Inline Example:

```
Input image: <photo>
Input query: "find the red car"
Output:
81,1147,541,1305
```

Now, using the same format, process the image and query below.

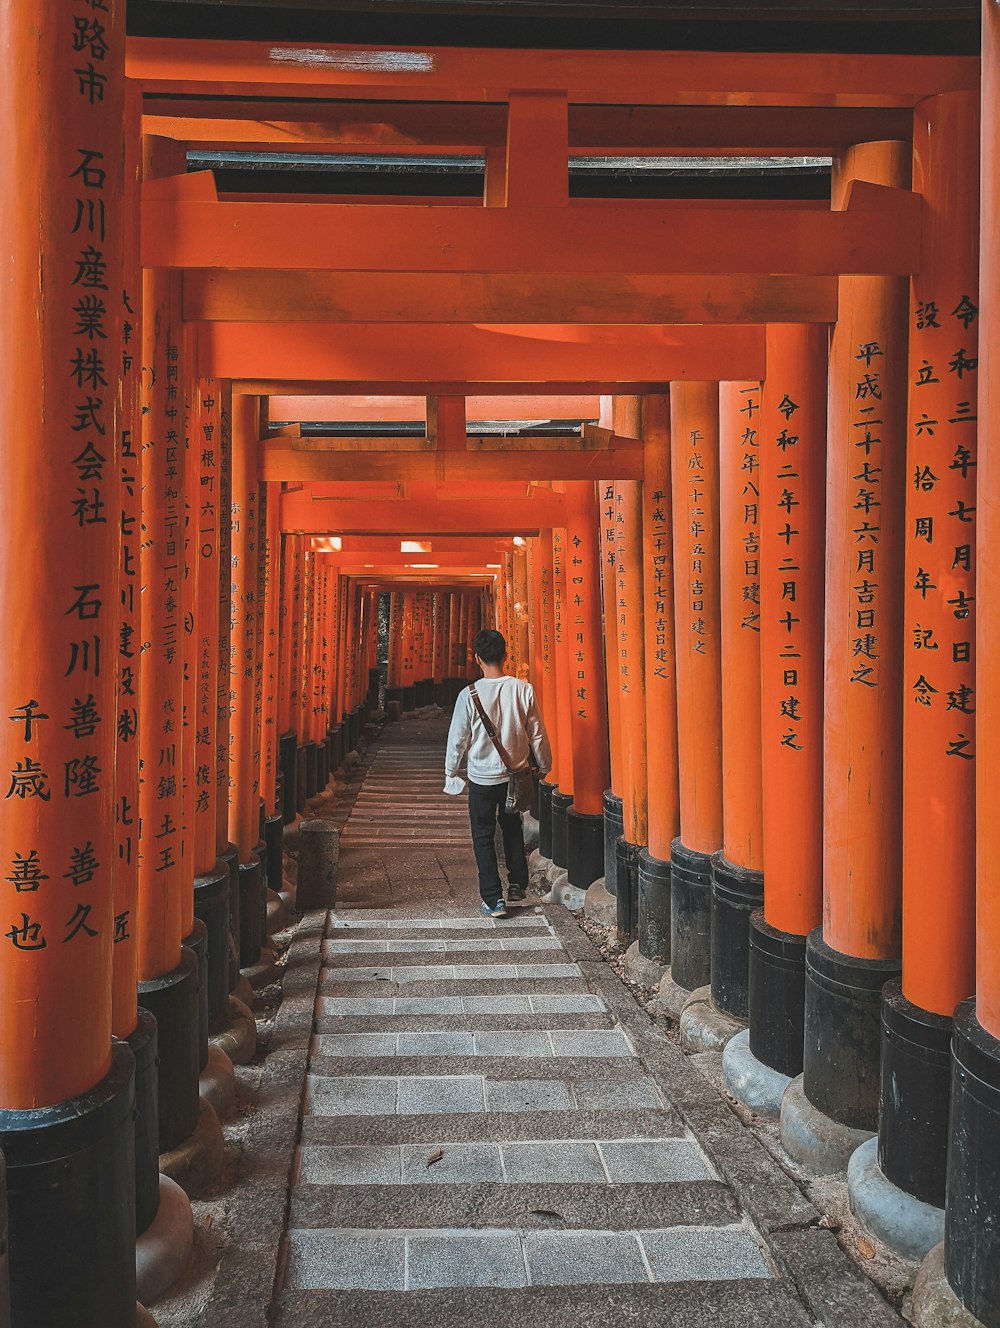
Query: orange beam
127,39,976,106
144,193,921,277
199,323,767,386
281,488,566,534
185,270,838,326
269,395,600,422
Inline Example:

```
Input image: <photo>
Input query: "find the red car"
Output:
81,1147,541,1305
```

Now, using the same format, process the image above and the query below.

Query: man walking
444,629,552,918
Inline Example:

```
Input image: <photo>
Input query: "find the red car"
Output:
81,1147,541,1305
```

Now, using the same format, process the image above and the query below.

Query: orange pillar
536,531,561,860
215,389,239,965
229,395,265,968
799,140,909,1136
599,477,625,892
513,545,530,680
550,526,576,870
945,9,1000,1313
712,380,764,1019
387,590,404,710
612,400,649,940
882,90,980,1227
669,382,723,993
432,591,447,704
564,481,611,890
749,323,827,1089
640,394,680,965
259,482,283,898
401,592,417,709
277,531,302,819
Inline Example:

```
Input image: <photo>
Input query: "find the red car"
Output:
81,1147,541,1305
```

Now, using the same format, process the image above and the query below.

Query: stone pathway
271,713,903,1328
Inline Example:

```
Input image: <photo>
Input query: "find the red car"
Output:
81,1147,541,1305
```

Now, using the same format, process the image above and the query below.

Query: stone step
289,1178,739,1233
314,1014,613,1036
323,937,561,956
273,1280,812,1328
327,915,548,934
306,1054,651,1084
319,978,594,1000
318,994,604,1016
295,1136,715,1187
319,962,585,983
309,1029,635,1059
281,1223,772,1292
301,1105,679,1143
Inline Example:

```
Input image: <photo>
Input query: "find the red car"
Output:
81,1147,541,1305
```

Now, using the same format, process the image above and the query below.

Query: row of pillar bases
534,789,1000,1326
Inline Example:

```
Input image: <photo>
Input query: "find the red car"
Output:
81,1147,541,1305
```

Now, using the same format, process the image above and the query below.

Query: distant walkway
271,713,901,1328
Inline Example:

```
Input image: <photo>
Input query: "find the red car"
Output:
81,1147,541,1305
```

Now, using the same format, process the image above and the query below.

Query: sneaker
481,899,507,919
507,883,527,902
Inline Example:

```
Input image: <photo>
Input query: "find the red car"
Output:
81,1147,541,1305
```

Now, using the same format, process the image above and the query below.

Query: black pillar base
384,686,403,714
0,1151,9,1328
669,838,713,991
329,724,344,770
304,741,319,800
615,837,641,942
567,809,604,889
748,912,807,1078
710,852,764,1020
550,790,573,870
878,982,952,1210
127,1009,160,1237
295,744,307,813
945,998,1000,1327
258,795,266,845
538,782,554,859
434,680,449,707
184,918,210,1072
316,739,329,791
218,841,241,994
264,809,284,898
238,855,265,970
279,731,297,824
603,790,623,898
138,946,200,1151
802,928,900,1131
638,850,671,964
194,864,231,1037
348,706,361,750
402,685,416,713
0,1043,136,1328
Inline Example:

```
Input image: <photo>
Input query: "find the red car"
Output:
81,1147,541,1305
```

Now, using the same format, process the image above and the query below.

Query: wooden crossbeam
281,487,566,533
143,191,921,276
200,322,767,385
267,394,600,420
127,39,976,107
184,271,839,324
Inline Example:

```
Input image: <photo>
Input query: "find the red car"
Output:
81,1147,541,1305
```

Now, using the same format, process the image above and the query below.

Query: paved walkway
271,713,903,1328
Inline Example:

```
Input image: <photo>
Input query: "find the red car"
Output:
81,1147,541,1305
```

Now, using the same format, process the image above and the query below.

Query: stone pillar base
656,970,692,1020
209,995,257,1067
137,1302,159,1327
846,1137,944,1263
910,1243,986,1328
779,1073,874,1176
623,940,669,990
135,1175,194,1307
679,984,744,1053
159,1099,224,1200
722,1028,792,1118
582,877,617,927
199,1044,236,1123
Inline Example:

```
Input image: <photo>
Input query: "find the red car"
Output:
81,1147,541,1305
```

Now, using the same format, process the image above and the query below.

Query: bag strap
469,684,517,770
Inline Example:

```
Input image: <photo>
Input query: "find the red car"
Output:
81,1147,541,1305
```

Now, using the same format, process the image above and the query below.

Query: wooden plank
280,487,567,533
267,393,600,420
184,270,839,324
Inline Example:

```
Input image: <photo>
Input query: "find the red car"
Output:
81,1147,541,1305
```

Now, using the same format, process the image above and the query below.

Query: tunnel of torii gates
3,3,1000,1326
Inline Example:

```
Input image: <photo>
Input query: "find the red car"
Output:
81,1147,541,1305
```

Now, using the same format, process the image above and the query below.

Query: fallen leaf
857,1237,876,1259
818,1215,840,1232
427,1149,444,1167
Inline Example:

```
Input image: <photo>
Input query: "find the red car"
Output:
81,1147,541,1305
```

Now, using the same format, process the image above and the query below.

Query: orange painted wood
280,489,566,534
719,380,764,871
180,343,200,938
193,379,224,877
599,481,623,796
823,141,909,961
144,197,921,278
126,38,976,105
551,528,576,797
278,535,296,735
760,325,827,940
504,91,568,208
228,395,263,862
214,388,235,858
285,535,306,740
198,321,767,385
298,549,315,739
642,395,680,863
0,0,124,1106
186,270,839,327
537,532,561,787
902,92,979,1015
261,485,282,813
263,442,643,483
269,394,600,422
670,383,723,855
565,482,611,815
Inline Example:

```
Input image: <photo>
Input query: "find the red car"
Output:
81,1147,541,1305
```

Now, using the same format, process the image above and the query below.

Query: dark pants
468,780,530,907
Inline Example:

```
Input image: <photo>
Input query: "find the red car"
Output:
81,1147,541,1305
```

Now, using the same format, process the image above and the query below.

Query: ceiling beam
143,188,921,276
199,322,767,385
185,270,839,324
281,487,566,533
267,394,600,421
127,39,976,106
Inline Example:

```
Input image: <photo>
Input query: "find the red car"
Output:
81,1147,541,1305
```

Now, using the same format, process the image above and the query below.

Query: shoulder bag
468,683,538,813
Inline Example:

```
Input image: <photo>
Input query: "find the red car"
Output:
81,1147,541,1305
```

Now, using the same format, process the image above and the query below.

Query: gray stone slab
317,998,395,1016
598,1139,715,1184
466,964,520,980
301,1108,683,1148
282,1232,406,1291
500,1141,607,1184
400,1143,504,1185
325,940,390,953
484,1080,575,1112
315,1013,615,1036
396,1076,486,1116
462,996,533,1014
305,1075,398,1117
548,1030,634,1058
639,1227,771,1282
393,997,464,1014
298,1145,402,1186
498,938,562,951
516,964,582,979
405,1232,527,1290
474,1032,556,1057
529,996,606,1014
312,1033,398,1058
571,1080,664,1111
523,1229,649,1287
397,1032,477,1056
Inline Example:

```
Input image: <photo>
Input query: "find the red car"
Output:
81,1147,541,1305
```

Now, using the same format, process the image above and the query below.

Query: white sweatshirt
445,676,553,787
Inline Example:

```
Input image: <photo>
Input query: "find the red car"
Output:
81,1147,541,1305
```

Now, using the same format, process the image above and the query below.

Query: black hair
473,629,507,665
